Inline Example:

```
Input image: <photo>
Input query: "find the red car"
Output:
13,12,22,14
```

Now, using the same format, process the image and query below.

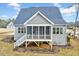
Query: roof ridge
21,6,58,9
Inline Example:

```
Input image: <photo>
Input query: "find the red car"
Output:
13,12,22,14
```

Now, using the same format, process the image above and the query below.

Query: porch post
51,26,53,49
44,26,46,39
32,26,33,39
26,26,27,48
26,26,27,39
38,26,39,47
51,26,53,41
38,26,39,40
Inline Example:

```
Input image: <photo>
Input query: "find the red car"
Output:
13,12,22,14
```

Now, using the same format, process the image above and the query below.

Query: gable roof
7,21,14,26
15,7,67,25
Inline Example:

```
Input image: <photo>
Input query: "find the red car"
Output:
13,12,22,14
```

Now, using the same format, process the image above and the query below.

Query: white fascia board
25,24,52,26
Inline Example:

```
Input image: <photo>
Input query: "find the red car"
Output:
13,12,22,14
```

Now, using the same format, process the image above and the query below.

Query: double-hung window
60,28,63,34
18,27,26,33
53,27,63,34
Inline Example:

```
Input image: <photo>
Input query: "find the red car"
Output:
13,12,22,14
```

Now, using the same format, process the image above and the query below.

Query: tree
0,19,8,28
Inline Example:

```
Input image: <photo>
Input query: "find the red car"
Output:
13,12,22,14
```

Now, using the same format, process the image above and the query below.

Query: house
75,21,79,39
76,21,79,28
7,21,15,29
14,7,67,48
67,21,79,39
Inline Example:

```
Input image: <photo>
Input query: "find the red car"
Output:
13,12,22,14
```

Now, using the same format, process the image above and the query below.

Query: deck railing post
51,26,53,49
38,26,39,41
32,26,33,39
44,26,46,39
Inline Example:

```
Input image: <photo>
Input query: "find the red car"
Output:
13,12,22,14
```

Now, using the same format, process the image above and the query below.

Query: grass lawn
0,28,79,56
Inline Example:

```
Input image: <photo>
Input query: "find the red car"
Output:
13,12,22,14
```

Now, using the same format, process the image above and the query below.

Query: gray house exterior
7,21,15,29
14,7,67,48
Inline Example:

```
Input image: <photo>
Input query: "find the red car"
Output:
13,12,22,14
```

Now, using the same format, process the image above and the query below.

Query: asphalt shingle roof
15,7,67,25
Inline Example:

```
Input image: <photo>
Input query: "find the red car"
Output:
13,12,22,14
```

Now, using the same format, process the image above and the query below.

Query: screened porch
26,26,51,40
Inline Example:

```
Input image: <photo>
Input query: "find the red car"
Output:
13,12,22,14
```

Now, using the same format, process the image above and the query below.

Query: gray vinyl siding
14,7,67,45
14,27,25,40
27,14,51,24
14,13,67,45
52,25,67,45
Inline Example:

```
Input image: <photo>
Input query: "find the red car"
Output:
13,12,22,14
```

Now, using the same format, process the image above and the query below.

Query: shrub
67,33,71,46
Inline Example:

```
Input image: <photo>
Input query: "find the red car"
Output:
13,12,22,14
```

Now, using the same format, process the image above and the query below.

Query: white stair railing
14,34,26,48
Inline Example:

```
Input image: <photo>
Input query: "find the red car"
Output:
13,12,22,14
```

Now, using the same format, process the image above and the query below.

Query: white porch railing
14,34,26,48
27,35,51,39
14,34,51,48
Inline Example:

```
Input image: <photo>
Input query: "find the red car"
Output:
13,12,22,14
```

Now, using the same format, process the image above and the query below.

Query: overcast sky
0,3,79,22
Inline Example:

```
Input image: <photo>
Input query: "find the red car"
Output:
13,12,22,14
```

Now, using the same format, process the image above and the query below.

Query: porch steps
14,34,26,48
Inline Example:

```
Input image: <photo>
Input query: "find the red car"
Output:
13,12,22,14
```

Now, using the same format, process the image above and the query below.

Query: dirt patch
0,28,14,43
14,42,60,54
1,35,14,43
26,46,60,54
14,46,60,54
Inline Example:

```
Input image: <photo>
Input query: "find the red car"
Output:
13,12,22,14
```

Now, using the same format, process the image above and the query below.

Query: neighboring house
67,27,79,39
67,22,74,29
67,21,79,39
76,21,79,28
14,7,67,48
75,21,79,39
7,21,15,29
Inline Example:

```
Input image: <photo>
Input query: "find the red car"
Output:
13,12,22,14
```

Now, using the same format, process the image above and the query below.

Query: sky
0,3,79,22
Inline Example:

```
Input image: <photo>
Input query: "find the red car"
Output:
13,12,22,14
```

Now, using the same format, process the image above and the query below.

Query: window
21,27,24,33
53,27,63,34
18,27,26,33
60,28,63,34
53,28,56,34
57,28,59,34
18,27,20,33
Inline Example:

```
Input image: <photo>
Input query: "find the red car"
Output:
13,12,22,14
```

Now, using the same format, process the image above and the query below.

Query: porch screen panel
27,26,32,39
33,26,38,39
39,26,44,39
46,26,51,39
